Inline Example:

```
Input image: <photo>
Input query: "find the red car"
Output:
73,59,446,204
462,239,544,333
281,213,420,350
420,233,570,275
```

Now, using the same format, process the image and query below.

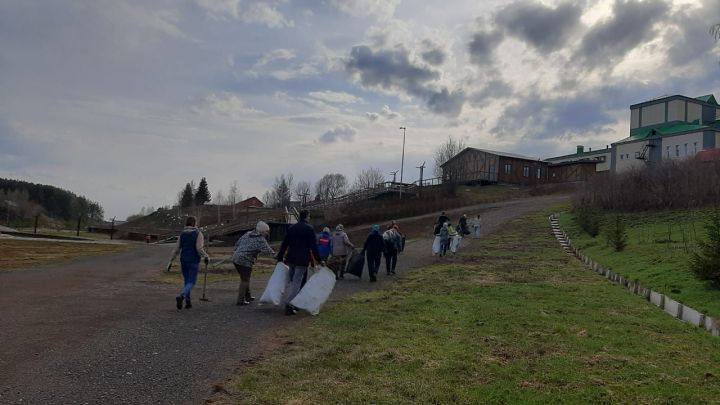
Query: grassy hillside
221,206,720,404
560,208,720,318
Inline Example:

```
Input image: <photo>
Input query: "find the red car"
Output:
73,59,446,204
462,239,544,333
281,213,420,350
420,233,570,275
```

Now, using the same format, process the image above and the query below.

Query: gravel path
0,195,567,404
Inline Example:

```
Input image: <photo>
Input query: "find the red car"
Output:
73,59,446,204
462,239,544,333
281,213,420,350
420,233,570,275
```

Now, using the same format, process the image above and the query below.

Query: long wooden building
440,148,549,186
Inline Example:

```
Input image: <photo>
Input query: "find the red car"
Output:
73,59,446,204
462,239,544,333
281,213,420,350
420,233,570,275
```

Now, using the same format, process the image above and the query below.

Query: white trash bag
450,235,461,253
289,266,336,316
432,236,441,255
259,262,290,306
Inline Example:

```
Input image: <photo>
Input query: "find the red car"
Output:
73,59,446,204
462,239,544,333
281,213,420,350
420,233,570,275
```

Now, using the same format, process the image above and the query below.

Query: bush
573,199,601,237
606,215,628,252
690,209,720,287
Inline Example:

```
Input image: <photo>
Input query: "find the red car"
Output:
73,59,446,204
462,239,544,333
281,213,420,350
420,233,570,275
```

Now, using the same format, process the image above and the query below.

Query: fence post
677,304,684,319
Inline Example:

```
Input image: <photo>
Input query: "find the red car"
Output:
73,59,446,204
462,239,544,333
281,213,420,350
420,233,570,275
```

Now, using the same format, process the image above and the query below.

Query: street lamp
399,127,406,184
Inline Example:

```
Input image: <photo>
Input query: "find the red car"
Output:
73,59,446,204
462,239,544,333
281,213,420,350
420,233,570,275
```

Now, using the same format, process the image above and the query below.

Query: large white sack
259,262,289,306
450,235,461,253
432,236,441,255
289,266,336,316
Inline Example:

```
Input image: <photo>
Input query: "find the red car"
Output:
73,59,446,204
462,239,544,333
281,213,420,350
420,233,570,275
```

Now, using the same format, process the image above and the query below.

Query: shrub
573,199,601,237
606,214,628,252
690,209,720,287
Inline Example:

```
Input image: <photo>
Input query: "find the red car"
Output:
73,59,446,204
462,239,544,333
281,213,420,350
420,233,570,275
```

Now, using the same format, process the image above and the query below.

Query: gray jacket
232,231,275,268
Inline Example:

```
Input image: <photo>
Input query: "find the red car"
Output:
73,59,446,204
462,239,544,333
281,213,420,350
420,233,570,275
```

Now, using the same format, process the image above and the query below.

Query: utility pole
299,191,310,207
399,127,407,200
390,170,398,183
417,161,426,187
110,217,115,240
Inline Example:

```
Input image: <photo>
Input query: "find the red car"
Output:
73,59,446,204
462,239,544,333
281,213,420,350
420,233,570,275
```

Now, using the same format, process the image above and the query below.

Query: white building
612,94,720,172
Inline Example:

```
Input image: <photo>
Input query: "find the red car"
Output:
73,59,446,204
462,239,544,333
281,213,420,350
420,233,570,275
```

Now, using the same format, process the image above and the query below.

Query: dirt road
0,195,567,404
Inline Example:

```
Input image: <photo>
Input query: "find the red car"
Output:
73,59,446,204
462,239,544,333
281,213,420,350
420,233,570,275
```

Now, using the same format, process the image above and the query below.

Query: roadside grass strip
231,209,720,404
0,239,129,270
559,209,720,319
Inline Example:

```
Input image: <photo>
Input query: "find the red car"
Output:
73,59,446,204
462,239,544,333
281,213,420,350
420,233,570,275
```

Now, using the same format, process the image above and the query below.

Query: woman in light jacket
231,221,275,305
330,224,354,279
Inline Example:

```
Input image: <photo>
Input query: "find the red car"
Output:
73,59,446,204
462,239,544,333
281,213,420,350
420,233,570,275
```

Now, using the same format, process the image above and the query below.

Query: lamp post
399,127,406,184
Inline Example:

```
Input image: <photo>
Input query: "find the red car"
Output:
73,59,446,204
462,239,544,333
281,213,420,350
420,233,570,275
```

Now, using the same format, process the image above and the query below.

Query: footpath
0,195,567,404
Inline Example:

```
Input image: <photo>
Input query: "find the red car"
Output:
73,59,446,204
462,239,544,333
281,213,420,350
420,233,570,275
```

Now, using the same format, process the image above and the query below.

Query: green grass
560,208,720,318
15,227,114,240
226,208,720,404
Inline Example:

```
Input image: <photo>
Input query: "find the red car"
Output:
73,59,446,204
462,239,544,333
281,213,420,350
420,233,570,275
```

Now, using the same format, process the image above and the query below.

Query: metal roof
614,120,720,145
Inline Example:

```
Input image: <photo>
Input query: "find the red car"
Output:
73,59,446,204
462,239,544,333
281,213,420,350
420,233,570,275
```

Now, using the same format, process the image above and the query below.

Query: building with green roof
612,94,720,172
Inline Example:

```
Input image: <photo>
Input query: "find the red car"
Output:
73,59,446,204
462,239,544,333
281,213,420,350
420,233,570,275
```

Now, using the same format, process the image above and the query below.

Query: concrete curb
548,213,720,337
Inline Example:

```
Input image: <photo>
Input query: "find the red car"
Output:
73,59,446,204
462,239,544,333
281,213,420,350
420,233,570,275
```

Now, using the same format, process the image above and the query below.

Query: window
620,154,624,160
666,146,670,158
504,164,512,174
684,143,688,156
694,142,698,154
536,168,541,179
522,166,530,177
675,145,680,157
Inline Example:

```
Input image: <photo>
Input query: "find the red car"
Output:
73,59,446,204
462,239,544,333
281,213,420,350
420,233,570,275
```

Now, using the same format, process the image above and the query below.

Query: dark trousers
234,263,253,302
367,252,382,275
384,249,398,273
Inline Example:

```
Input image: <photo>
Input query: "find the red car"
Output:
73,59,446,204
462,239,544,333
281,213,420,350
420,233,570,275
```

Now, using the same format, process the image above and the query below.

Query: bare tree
351,168,385,191
711,24,720,40
315,173,347,201
266,173,294,208
433,135,467,177
294,180,312,206
227,181,240,219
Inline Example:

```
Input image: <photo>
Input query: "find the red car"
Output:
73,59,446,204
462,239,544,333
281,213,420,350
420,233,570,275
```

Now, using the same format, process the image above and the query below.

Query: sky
1,0,719,220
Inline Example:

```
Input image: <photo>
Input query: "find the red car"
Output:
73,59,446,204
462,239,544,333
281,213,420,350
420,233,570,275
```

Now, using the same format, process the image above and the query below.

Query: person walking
437,211,450,227
316,227,333,262
231,221,275,306
362,224,384,282
330,224,354,280
439,222,450,257
382,225,401,274
167,216,209,310
276,210,321,316
448,223,459,254
471,215,482,238
390,220,405,252
458,214,470,236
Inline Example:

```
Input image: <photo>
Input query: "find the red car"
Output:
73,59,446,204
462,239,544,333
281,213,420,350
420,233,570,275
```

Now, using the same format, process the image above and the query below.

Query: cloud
308,90,363,104
365,112,380,121
192,92,265,119
495,1,584,52
195,0,293,28
319,124,357,143
345,45,464,117
365,105,400,121
664,0,720,68
329,0,400,19
420,40,446,66
468,29,504,66
254,48,296,67
574,0,669,68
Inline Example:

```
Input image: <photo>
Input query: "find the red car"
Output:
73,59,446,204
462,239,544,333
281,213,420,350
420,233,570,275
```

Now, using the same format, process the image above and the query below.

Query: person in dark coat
276,209,321,315
458,214,469,235
437,211,450,227
362,224,385,282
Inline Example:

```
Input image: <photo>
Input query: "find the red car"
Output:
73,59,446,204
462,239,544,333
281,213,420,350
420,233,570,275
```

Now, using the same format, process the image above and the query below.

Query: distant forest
0,178,104,223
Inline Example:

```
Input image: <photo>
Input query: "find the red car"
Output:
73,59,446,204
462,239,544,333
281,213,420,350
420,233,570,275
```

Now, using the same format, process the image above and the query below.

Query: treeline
577,159,720,211
0,178,104,223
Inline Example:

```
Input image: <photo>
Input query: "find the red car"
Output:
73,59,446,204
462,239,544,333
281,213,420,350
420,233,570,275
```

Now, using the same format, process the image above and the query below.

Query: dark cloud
493,91,616,140
574,0,669,68
495,1,584,52
319,124,356,143
468,78,514,107
420,40,447,66
468,29,503,66
345,45,465,117
665,0,720,68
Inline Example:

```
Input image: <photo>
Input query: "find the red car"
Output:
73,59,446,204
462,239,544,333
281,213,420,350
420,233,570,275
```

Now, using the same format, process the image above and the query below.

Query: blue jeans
179,261,199,299
286,264,308,305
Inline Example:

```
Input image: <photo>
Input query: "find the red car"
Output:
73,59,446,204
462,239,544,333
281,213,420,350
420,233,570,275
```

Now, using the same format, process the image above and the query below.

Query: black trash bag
345,249,365,278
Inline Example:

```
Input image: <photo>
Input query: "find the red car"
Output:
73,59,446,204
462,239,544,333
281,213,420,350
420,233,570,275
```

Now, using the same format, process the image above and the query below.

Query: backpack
318,233,331,258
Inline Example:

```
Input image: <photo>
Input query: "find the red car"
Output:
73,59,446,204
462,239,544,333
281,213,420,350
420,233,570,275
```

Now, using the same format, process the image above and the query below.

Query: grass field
14,227,115,240
223,207,720,404
559,209,720,318
0,239,129,270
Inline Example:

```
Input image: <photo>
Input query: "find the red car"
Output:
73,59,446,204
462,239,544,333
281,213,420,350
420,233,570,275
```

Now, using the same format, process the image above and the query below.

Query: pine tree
194,177,211,206
180,183,194,208
690,209,720,287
